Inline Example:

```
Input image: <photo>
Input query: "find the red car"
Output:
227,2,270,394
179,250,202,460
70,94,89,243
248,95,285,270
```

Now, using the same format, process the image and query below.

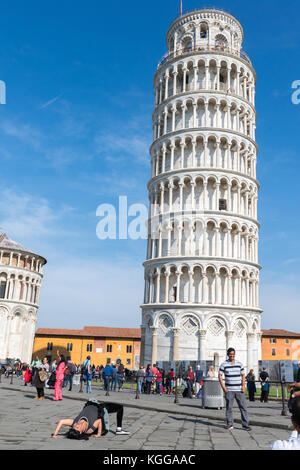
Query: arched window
182,37,193,52
215,34,228,49
200,23,208,39
0,273,7,299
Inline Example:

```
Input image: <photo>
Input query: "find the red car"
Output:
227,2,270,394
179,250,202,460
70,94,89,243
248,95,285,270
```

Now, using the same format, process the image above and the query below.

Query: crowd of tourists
1,351,300,448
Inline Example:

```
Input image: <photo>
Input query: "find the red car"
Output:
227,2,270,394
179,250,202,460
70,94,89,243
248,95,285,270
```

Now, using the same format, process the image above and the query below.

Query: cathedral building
0,233,46,363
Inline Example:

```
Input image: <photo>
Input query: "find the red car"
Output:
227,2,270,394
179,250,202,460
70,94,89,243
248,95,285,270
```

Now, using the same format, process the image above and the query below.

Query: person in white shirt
271,396,300,450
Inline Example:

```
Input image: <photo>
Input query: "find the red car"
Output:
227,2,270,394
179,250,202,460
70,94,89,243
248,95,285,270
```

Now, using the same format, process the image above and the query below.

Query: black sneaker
226,424,234,430
242,425,251,431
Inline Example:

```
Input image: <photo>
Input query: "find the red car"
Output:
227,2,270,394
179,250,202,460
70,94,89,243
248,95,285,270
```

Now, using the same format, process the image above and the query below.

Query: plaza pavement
0,379,292,450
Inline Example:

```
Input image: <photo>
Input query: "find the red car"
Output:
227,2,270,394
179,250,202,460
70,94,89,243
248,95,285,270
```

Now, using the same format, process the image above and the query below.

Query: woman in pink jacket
53,351,66,401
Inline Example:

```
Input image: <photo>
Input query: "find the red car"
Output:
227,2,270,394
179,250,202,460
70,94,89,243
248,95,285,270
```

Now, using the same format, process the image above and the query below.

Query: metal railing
182,6,233,16
157,45,251,70
1,369,295,418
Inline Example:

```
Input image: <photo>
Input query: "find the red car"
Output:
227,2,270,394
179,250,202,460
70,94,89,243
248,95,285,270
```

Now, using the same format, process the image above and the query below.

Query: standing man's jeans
111,376,117,391
138,379,144,394
86,380,92,394
225,391,249,426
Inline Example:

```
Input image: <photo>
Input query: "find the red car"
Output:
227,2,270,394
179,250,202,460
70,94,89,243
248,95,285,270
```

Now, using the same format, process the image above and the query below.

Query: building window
287,349,290,356
286,339,290,344
270,338,277,344
0,280,6,298
107,344,112,353
126,358,131,365
219,199,227,211
126,345,132,353
87,344,92,352
272,348,276,356
67,343,73,351
47,342,53,351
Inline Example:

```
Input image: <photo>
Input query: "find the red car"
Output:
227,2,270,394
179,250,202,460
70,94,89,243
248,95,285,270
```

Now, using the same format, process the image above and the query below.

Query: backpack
38,369,47,382
68,363,77,375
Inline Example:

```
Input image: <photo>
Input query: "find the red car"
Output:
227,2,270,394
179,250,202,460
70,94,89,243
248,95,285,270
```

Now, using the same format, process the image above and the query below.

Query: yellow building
33,326,141,369
262,329,300,360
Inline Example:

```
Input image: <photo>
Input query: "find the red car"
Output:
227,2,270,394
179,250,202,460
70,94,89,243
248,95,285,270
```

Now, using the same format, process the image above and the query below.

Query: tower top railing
182,6,233,16
157,44,251,70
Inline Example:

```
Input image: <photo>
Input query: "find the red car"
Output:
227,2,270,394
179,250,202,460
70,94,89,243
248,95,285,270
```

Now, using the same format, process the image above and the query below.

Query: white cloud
0,186,75,254
39,95,61,110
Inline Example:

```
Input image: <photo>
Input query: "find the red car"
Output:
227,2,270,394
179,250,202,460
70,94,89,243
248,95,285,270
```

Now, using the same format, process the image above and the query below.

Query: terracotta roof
36,326,141,339
262,329,300,338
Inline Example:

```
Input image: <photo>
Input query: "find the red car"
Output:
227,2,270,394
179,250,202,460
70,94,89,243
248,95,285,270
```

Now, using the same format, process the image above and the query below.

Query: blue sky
0,0,299,331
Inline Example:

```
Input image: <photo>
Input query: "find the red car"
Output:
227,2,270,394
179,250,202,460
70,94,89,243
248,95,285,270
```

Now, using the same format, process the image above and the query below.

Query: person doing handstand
51,400,130,439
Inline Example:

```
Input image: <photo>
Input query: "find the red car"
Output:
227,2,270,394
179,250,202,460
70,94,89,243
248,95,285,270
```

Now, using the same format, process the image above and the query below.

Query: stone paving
0,385,292,450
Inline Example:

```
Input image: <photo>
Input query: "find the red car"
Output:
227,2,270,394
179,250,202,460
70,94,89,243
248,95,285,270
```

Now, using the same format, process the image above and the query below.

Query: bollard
174,376,180,404
10,370,14,385
281,381,287,416
79,375,83,393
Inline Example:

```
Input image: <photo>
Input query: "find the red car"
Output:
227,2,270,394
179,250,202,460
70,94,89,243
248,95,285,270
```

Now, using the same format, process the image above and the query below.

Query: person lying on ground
50,399,130,439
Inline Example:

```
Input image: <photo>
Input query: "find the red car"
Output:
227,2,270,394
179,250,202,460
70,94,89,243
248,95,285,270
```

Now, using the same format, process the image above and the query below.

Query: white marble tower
140,8,262,373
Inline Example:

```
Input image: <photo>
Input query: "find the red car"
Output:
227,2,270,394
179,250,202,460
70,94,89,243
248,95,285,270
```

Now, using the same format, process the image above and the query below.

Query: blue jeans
156,382,162,394
86,380,92,394
103,376,109,391
138,379,144,394
117,375,124,390
111,376,117,391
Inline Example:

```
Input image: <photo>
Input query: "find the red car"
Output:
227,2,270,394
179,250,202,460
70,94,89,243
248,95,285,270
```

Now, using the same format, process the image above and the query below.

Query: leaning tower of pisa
140,7,262,374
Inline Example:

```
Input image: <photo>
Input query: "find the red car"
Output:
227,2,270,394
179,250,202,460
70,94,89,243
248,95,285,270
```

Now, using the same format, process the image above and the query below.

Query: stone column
156,272,161,304
164,272,169,303
151,327,159,365
247,332,256,372
225,330,234,350
165,73,169,100
181,104,186,130
183,68,187,92
176,271,181,303
180,143,185,168
173,71,178,96
140,325,146,366
171,107,176,133
188,270,194,303
168,183,173,212
170,143,175,169
205,65,209,89
172,328,180,361
199,329,207,362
